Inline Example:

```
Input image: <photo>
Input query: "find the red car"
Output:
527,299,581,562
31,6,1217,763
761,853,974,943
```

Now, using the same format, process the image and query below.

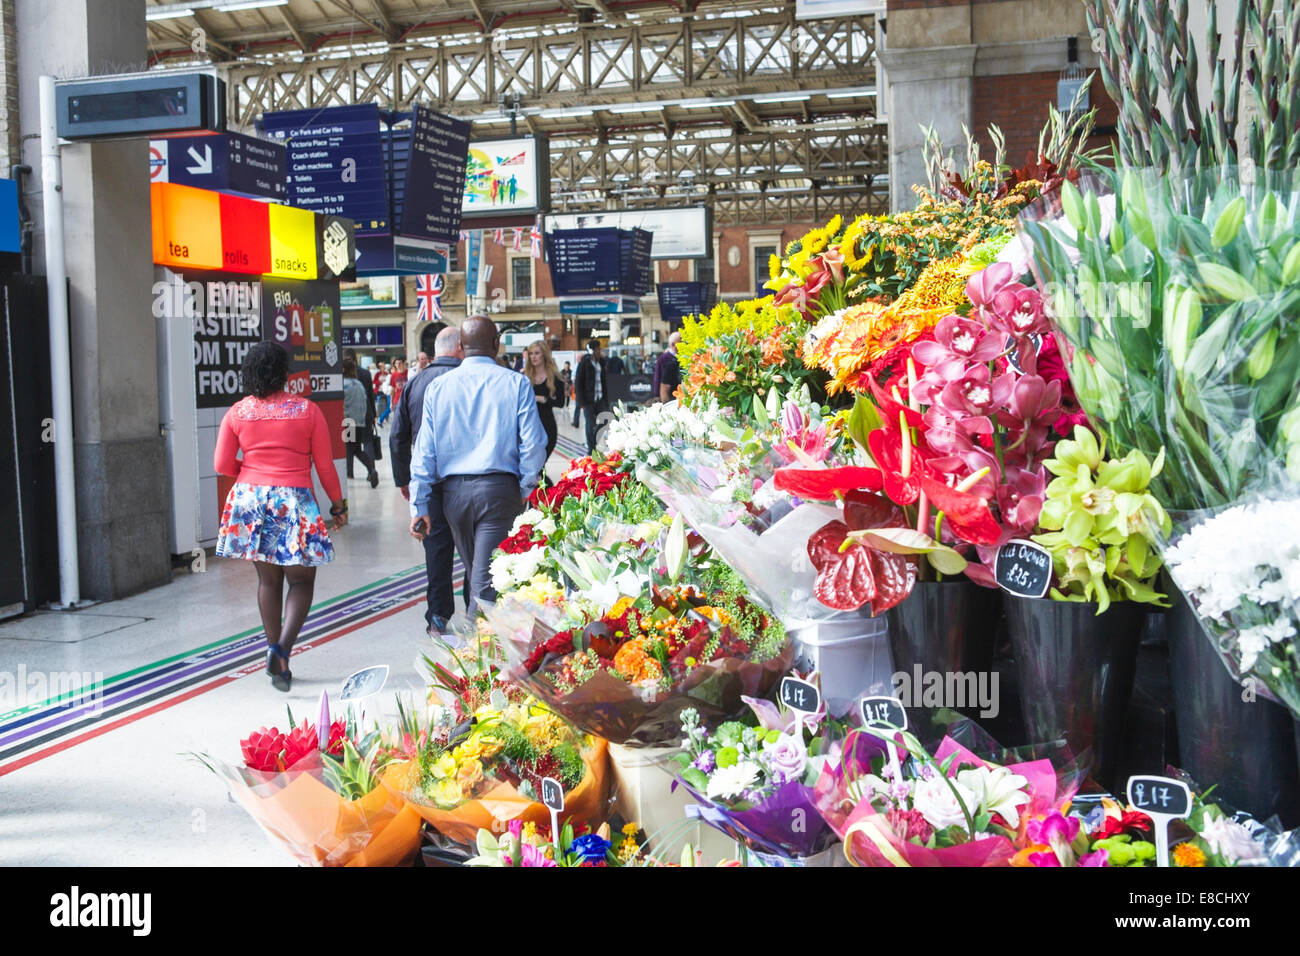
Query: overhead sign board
261,104,389,236
398,106,471,245
150,131,286,200
56,72,224,140
545,207,710,260
150,181,355,280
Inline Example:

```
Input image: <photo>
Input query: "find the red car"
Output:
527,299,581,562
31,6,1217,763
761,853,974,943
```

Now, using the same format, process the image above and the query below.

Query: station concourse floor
0,415,592,866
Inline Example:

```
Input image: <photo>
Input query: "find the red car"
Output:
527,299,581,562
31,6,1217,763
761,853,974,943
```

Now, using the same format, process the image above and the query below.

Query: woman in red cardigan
214,342,348,691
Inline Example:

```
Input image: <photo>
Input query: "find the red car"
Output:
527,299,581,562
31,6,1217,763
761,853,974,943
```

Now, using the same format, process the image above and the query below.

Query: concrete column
878,44,976,212
16,0,171,600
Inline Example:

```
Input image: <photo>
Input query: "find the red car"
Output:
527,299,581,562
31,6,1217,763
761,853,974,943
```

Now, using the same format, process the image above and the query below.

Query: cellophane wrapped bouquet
1019,167,1300,713
378,631,610,846
194,710,421,867
667,673,843,862
814,721,1084,867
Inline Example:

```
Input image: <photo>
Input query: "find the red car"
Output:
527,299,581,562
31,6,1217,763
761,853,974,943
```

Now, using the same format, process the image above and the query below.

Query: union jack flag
493,227,504,245
529,219,542,259
415,274,443,323
512,227,523,251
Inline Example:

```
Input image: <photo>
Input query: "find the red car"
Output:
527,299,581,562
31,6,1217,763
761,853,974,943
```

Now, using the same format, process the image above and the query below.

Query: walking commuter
524,339,565,483
574,338,610,454
654,331,683,403
391,326,467,636
343,348,379,467
408,315,548,617
214,342,347,692
342,358,379,487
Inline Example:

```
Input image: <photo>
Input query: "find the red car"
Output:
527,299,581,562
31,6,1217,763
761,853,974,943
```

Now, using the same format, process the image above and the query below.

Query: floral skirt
216,483,335,567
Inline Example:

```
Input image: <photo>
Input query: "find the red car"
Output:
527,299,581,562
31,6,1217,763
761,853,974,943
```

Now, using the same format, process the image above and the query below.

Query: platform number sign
1126,775,1192,867
860,695,908,783
780,676,820,716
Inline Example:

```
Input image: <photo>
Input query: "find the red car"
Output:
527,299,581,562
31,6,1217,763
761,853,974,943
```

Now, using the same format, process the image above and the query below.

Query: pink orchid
990,284,1051,338
964,262,1016,317
912,314,1003,381
520,843,557,867
743,685,826,736
936,365,1014,419
1025,810,1082,866
1001,374,1062,459
1079,849,1109,866
996,465,1046,534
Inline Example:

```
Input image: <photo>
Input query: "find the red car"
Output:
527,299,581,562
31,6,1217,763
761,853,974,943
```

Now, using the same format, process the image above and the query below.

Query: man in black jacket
391,325,466,635
574,337,609,453
343,348,377,454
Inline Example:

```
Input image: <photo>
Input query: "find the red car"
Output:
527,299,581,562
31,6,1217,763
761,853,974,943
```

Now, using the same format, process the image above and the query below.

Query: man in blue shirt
409,315,548,617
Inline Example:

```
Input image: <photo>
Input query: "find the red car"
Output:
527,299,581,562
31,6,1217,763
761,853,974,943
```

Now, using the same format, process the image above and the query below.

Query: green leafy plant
1032,426,1171,613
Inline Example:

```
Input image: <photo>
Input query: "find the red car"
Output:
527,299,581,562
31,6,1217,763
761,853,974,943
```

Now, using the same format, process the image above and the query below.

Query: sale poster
261,276,345,459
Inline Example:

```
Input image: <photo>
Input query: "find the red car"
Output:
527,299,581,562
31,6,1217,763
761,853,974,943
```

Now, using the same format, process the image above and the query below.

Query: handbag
370,428,383,461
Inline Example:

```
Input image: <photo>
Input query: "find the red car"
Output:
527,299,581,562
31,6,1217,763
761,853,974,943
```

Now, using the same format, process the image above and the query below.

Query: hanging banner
466,228,483,292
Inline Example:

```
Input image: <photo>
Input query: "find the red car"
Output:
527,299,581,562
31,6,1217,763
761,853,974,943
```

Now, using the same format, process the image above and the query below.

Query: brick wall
973,70,1117,167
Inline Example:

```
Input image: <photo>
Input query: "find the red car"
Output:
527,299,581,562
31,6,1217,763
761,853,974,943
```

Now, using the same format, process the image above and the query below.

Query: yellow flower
430,778,463,807
622,822,640,837
1173,843,1207,867
768,253,782,281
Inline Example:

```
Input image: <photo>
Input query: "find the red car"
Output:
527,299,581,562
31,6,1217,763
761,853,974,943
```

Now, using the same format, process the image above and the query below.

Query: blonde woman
525,339,565,476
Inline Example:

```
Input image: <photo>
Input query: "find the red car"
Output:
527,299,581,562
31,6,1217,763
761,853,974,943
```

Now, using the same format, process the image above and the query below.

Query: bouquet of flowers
490,579,792,746
1162,499,1300,716
194,707,421,867
377,695,610,846
814,723,1082,867
667,678,843,860
467,819,645,867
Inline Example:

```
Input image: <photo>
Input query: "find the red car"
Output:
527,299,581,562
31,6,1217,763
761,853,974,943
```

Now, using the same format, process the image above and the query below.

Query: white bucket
607,742,736,862
785,611,895,715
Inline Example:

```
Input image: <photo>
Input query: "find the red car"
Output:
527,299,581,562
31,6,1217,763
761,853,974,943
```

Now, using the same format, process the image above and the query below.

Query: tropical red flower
805,491,917,613
773,464,883,501
920,475,1002,546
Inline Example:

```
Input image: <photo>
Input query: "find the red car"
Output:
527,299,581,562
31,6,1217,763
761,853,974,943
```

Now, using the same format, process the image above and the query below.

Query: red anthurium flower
920,475,1002,546
807,521,877,611
843,489,907,532
867,421,928,506
773,464,883,500
868,375,925,431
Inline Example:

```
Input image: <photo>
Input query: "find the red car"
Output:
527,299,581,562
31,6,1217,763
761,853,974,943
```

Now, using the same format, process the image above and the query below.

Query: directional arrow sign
186,143,213,175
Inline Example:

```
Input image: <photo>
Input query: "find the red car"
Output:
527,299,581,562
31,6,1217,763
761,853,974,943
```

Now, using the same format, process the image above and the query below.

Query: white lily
955,765,1031,828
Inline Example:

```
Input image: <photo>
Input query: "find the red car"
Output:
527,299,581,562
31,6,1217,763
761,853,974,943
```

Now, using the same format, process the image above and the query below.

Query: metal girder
546,125,886,224
226,12,876,122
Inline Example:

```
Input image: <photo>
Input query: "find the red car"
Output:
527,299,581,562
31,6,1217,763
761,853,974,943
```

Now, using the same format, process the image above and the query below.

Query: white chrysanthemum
510,509,544,536
705,761,762,801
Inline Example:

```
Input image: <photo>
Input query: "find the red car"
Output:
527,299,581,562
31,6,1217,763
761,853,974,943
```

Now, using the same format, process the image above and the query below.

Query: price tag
1126,775,1192,868
994,539,1053,598
338,664,388,701
541,775,565,843
780,676,820,716
860,695,907,784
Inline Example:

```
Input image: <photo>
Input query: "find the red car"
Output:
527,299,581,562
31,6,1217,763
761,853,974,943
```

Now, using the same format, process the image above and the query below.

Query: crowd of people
212,318,682,691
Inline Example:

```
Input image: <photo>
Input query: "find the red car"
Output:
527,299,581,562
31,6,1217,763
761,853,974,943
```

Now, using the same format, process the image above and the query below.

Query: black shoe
267,643,292,692
369,471,379,488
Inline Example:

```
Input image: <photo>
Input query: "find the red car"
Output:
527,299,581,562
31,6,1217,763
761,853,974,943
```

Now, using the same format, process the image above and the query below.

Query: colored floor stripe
0,562,458,775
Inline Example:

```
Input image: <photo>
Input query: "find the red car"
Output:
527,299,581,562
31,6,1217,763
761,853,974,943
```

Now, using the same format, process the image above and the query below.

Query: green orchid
1033,426,1170,614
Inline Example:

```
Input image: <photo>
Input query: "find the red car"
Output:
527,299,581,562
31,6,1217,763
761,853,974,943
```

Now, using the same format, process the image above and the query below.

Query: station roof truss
146,0,887,223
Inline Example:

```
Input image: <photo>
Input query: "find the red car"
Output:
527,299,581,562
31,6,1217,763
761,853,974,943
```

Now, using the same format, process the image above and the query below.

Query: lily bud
1246,328,1278,381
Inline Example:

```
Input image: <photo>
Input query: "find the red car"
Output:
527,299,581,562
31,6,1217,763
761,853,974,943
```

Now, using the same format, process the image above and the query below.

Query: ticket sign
150,181,223,272
218,193,271,274
268,203,318,279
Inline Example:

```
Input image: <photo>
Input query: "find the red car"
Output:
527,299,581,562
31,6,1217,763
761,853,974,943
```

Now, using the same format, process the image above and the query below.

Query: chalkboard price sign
540,776,565,812
860,695,908,731
994,539,1054,598
1127,776,1192,818
780,676,820,715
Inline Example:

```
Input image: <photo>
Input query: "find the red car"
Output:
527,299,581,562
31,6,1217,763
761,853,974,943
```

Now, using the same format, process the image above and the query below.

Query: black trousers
345,440,375,479
441,474,524,617
421,483,463,627
581,401,609,454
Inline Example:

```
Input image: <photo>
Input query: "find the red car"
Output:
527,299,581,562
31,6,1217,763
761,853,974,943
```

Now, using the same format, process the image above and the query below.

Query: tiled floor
0,417,591,866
